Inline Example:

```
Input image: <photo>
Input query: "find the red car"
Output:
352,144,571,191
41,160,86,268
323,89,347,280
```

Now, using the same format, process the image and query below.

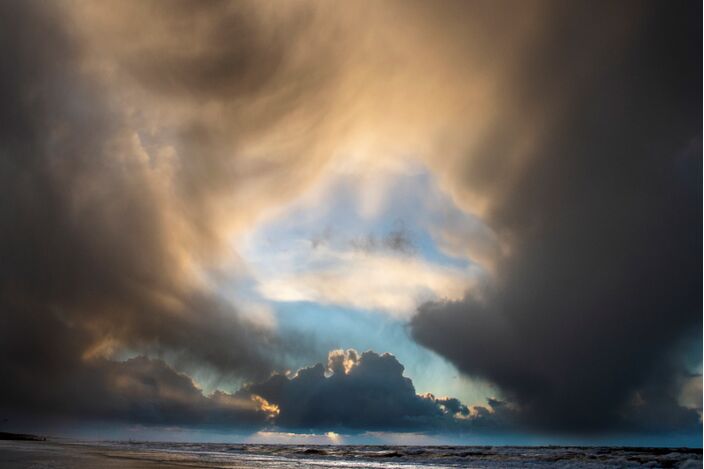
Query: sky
0,0,701,447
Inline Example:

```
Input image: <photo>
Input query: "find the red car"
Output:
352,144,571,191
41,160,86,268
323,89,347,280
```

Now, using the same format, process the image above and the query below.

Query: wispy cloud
254,244,476,317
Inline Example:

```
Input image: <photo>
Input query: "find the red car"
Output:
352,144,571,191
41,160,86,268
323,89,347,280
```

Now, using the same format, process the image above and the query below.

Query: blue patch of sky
273,300,496,407
240,161,476,272
223,159,495,405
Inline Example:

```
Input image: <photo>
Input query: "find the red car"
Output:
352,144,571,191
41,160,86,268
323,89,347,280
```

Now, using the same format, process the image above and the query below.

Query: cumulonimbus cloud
0,0,700,438
410,1,702,434
238,349,510,432
0,0,332,422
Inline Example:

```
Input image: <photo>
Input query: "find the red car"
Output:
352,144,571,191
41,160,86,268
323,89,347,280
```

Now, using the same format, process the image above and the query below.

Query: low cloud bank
3,349,507,435
238,349,509,432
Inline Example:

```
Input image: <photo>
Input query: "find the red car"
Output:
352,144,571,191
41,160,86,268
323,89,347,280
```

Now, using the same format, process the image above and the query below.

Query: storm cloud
1,355,273,429
411,1,702,434
0,0,324,423
239,349,509,432
0,0,700,439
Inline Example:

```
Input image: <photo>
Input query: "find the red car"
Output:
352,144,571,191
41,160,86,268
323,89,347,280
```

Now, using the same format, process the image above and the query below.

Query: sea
0,440,701,468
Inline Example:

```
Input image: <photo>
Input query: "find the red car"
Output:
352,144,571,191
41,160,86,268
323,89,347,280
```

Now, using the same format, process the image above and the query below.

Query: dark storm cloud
0,0,700,438
411,0,701,434
0,347,506,433
0,0,326,425
238,349,509,432
1,355,271,428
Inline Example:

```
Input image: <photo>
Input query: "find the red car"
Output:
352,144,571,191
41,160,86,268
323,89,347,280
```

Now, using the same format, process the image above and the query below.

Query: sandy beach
0,440,181,469
1,440,701,468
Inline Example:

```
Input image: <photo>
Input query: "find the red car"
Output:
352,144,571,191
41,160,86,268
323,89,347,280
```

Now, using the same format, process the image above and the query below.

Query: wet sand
0,441,194,469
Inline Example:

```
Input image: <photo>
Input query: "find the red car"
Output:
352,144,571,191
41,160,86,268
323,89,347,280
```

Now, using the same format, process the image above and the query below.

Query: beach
0,440,701,468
